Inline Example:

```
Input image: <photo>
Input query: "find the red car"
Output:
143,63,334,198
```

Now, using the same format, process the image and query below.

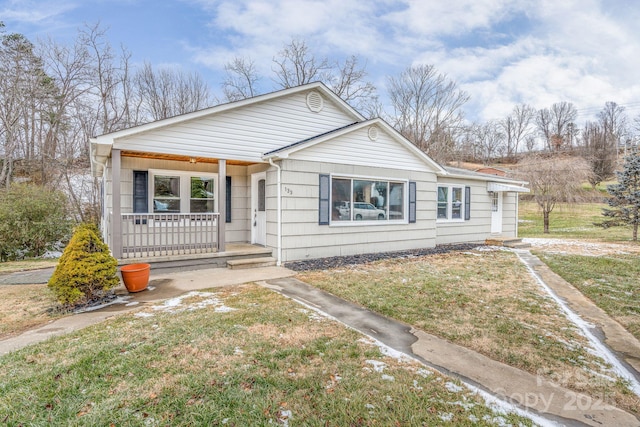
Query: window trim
149,169,217,214
436,185,466,223
328,173,409,226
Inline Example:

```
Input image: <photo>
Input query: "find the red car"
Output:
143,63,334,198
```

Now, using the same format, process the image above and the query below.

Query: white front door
251,172,267,246
490,192,503,234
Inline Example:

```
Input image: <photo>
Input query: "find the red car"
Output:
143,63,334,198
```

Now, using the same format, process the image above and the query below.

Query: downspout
268,157,282,266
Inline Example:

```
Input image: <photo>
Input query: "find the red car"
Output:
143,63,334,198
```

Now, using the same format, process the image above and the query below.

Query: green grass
297,250,640,413
518,200,638,241
0,285,532,426
537,253,640,341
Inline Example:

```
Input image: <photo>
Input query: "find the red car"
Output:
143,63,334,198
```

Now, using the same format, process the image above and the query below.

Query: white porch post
217,159,226,252
111,149,122,258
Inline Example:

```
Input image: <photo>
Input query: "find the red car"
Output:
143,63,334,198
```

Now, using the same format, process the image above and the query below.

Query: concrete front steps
485,236,531,249
227,257,277,269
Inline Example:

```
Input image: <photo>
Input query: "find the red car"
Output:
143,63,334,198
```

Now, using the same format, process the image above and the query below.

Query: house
90,82,528,267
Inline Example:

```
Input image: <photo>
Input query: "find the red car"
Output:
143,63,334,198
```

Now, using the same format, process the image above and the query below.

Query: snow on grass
134,291,236,318
516,251,640,396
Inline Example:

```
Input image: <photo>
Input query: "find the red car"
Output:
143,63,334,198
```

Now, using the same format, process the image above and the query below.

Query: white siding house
90,82,528,266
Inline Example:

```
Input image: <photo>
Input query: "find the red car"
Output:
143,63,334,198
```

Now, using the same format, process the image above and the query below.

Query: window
491,192,499,212
150,170,216,213
437,185,465,221
329,176,406,223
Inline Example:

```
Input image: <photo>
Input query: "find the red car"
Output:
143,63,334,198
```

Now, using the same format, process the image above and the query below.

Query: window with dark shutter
409,181,417,223
319,174,330,225
465,186,471,220
226,176,232,223
133,171,148,213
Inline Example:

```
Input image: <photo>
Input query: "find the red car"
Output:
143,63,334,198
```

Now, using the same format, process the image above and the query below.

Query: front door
490,192,503,234
251,172,267,246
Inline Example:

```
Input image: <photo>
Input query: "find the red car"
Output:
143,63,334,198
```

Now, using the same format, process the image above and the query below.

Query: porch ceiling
121,150,258,166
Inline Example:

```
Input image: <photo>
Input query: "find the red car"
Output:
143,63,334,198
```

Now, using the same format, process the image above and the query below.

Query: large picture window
150,171,216,214
330,176,406,223
437,185,465,221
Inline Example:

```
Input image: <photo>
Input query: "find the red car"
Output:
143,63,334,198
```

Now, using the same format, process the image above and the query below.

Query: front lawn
0,285,533,426
537,253,640,341
518,200,637,242
297,249,640,414
0,284,65,339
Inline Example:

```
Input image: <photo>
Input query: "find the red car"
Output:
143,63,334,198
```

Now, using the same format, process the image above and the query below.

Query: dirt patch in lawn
0,284,65,339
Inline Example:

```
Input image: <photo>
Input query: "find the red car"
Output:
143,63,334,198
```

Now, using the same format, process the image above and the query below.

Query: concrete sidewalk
262,276,640,427
0,266,296,355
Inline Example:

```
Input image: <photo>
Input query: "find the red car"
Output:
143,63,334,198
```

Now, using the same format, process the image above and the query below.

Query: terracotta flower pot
120,263,150,292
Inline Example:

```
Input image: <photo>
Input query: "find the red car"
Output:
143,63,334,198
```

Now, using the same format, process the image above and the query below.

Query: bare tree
581,121,617,188
272,38,331,89
326,55,376,112
474,121,505,165
535,102,577,151
500,103,534,160
222,56,260,102
386,64,469,162
516,155,592,233
134,62,213,120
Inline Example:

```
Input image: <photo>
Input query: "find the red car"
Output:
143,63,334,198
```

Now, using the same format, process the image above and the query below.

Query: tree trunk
543,210,550,233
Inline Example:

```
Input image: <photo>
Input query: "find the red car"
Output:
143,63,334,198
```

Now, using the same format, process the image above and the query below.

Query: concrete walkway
0,266,296,355
2,251,639,426
261,275,640,427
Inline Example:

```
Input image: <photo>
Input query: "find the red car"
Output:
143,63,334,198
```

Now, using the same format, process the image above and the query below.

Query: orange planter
120,263,150,292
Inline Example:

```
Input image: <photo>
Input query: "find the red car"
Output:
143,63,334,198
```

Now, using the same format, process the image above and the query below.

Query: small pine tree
48,223,120,307
601,150,640,241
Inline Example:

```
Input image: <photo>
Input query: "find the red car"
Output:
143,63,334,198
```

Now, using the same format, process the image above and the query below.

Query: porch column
111,148,122,259
217,159,226,252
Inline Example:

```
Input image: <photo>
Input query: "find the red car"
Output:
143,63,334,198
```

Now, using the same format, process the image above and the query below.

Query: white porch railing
120,213,219,259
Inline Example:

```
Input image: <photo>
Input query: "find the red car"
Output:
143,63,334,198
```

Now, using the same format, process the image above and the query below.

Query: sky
2,0,640,125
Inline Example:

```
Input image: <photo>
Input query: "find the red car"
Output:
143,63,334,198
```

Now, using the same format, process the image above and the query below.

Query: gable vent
306,91,324,113
368,125,379,141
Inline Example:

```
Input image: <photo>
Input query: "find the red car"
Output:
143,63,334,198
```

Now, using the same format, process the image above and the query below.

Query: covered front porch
103,147,274,266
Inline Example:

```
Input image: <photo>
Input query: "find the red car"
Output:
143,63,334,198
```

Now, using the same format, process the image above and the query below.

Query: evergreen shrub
48,223,120,307
0,183,71,261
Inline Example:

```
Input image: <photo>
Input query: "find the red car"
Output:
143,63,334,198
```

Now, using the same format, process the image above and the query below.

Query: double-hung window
437,185,465,221
150,170,216,214
329,176,407,223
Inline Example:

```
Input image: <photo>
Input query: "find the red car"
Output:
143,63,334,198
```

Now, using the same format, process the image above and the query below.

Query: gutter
268,157,282,266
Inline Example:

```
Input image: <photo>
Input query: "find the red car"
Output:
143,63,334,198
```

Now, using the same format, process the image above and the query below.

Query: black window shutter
464,186,471,220
409,181,416,223
226,176,232,223
319,174,330,225
133,171,148,213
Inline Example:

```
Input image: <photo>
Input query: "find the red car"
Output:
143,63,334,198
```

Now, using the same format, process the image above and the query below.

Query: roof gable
90,83,364,175
265,118,446,173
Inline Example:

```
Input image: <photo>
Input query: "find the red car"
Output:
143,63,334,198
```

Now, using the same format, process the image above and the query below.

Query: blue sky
3,0,640,124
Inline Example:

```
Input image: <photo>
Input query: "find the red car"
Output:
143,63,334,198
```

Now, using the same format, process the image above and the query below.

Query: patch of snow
150,291,236,315
412,380,423,390
381,374,395,381
445,382,463,393
364,403,375,409
516,251,640,396
416,368,433,378
134,312,154,318
439,412,454,422
277,409,292,427
365,360,387,373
